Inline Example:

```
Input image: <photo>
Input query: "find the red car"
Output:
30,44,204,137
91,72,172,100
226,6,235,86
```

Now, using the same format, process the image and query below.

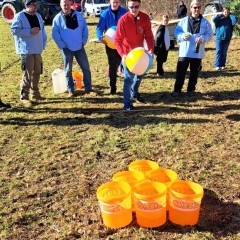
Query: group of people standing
0,0,238,110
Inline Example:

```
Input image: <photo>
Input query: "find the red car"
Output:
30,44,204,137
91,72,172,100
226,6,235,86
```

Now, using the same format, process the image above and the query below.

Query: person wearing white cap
10,0,47,107
172,0,213,98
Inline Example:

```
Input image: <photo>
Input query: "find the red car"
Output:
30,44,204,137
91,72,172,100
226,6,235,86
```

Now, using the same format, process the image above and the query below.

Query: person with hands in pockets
96,0,127,95
52,0,92,98
172,0,212,98
114,0,154,110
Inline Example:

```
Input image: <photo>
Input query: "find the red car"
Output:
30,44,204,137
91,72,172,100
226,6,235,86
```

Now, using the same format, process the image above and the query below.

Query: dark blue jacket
96,5,128,40
213,14,238,41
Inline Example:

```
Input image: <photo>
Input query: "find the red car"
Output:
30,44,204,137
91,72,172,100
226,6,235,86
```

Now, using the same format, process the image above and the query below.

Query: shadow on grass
97,189,240,239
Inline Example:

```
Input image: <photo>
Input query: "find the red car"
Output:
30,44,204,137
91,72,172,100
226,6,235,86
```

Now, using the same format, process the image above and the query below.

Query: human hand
195,37,203,44
183,33,189,40
100,36,107,44
122,55,127,65
31,27,40,34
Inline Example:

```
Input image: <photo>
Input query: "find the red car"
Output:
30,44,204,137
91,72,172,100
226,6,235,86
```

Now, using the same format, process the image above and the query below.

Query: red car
70,0,81,11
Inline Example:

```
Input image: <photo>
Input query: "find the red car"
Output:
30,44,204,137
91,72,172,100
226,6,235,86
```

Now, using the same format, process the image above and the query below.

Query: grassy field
0,16,240,239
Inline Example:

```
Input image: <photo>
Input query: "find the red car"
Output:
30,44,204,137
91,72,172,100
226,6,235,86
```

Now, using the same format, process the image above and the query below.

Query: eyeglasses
128,5,140,10
31,2,38,6
192,6,201,9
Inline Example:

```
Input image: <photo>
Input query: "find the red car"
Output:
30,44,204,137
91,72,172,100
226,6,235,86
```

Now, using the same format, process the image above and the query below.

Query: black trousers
174,57,201,93
105,45,121,90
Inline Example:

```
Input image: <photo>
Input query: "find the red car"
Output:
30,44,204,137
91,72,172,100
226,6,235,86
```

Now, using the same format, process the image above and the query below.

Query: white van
84,0,109,17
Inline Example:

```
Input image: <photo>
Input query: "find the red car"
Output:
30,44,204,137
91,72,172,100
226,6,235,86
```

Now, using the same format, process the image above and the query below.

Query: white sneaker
215,67,220,70
220,67,225,70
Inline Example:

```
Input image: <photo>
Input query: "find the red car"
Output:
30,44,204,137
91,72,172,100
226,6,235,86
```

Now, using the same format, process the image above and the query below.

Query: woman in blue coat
213,7,238,70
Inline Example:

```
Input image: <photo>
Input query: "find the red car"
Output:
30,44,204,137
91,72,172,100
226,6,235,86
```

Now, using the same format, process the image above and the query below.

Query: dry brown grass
0,16,240,239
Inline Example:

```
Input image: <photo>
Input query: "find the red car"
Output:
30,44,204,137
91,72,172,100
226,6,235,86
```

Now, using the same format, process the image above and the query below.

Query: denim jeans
122,62,144,109
214,39,230,68
61,47,92,92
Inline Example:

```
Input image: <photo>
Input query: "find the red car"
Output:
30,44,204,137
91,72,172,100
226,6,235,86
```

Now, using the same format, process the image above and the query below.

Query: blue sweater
213,14,238,41
174,16,213,59
52,11,88,51
96,5,128,40
11,10,47,55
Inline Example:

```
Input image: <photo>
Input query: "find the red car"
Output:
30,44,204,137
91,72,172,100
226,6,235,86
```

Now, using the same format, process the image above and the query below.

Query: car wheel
1,3,17,24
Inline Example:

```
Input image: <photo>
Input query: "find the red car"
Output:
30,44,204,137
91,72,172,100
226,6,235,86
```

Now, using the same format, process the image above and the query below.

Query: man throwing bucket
115,0,154,110
96,0,127,95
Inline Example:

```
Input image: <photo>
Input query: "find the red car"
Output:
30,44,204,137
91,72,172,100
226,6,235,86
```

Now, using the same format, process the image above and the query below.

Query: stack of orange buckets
96,159,204,229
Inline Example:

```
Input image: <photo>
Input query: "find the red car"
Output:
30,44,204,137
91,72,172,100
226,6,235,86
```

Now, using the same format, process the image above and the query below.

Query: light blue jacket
174,16,213,59
96,5,128,40
11,10,47,55
52,11,88,51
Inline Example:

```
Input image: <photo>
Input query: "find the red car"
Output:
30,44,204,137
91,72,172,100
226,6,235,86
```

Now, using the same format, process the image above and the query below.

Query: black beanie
25,0,38,7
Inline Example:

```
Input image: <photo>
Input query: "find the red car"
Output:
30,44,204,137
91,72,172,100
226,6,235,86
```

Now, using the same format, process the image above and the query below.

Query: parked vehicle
203,0,231,14
70,0,81,11
84,0,108,17
1,0,61,24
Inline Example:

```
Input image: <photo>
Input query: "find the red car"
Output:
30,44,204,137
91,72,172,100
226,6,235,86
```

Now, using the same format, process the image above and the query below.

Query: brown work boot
32,96,47,101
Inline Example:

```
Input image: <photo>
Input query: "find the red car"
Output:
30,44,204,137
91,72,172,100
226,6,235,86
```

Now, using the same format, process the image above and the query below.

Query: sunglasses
192,6,201,9
31,2,38,6
128,5,140,10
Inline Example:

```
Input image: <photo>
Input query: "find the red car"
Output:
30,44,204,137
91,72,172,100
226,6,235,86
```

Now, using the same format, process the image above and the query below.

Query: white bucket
51,68,68,94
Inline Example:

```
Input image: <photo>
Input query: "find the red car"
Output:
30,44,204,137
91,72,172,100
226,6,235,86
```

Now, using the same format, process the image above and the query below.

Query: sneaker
220,67,225,70
110,88,116,95
130,96,145,103
187,91,195,97
171,92,180,97
21,99,32,107
0,100,11,108
85,90,97,96
68,92,75,98
215,67,220,70
32,95,46,101
123,105,136,111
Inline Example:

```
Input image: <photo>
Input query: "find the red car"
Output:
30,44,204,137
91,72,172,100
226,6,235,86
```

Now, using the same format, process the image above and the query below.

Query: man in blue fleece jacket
96,0,127,94
11,0,47,106
172,0,212,97
213,7,238,70
52,0,92,97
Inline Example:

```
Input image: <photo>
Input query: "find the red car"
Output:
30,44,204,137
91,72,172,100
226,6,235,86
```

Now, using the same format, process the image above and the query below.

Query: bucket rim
112,170,146,183
133,181,167,200
146,168,178,183
97,181,132,203
169,180,204,199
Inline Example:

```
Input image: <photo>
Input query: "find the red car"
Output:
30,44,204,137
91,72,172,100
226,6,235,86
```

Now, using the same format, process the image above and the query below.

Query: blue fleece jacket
213,14,238,41
174,16,213,59
11,10,47,55
52,10,88,51
96,5,128,40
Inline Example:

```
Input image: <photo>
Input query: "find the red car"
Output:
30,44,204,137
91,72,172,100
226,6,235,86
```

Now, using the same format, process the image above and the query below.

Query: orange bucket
168,180,204,226
133,182,167,228
112,171,146,211
128,160,159,175
146,168,178,210
72,71,83,89
97,181,132,228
